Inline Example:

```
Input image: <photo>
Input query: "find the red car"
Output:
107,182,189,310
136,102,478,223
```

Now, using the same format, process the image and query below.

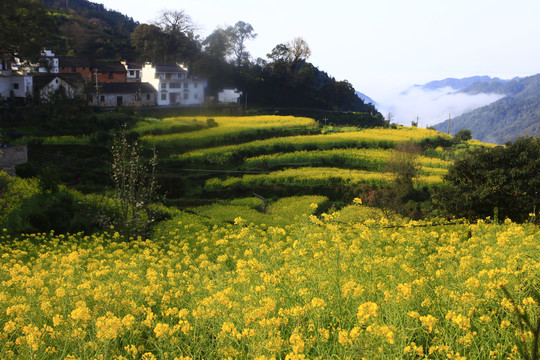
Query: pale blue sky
97,0,540,99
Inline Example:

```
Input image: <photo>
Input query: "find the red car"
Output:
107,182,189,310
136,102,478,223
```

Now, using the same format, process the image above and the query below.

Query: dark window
108,72,114,79
13,83,19,90
161,94,167,101
71,66,76,73
183,93,188,100
100,95,105,102
146,93,151,100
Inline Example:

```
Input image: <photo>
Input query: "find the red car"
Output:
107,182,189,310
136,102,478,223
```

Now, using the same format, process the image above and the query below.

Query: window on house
161,83,167,89
55,79,59,84
166,74,171,80
71,66,76,73
161,94,167,101
129,70,135,76
194,83,198,88
183,93,188,100
108,72,114,79
183,83,188,89
194,94,198,99
13,83,19,90
146,93,151,100
169,83,181,88
100,95,105,102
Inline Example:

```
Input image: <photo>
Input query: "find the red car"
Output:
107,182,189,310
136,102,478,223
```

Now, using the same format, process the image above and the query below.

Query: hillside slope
434,74,540,144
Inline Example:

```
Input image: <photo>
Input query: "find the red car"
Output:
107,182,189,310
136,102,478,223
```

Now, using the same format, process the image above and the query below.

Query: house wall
142,64,206,106
59,67,92,81
0,73,32,98
218,89,242,103
96,72,126,83
126,70,141,82
97,92,156,107
39,78,79,101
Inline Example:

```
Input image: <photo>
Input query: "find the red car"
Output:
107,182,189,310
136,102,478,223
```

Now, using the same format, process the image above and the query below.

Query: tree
109,125,158,239
453,129,472,143
132,9,198,64
202,28,233,61
285,37,311,71
434,136,540,222
0,0,56,63
364,143,424,220
131,24,165,63
226,21,257,67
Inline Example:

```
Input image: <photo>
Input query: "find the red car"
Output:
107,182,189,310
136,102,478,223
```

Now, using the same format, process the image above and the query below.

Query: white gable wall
142,63,206,106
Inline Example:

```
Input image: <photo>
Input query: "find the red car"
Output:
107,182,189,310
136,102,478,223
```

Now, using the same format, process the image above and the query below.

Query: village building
32,73,86,102
218,88,242,103
141,63,207,106
93,61,127,83
122,61,142,82
58,56,92,81
38,50,59,73
0,68,33,101
93,82,156,107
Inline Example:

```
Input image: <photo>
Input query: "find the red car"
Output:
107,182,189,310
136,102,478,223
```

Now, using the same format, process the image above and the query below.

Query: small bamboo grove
1,115,539,359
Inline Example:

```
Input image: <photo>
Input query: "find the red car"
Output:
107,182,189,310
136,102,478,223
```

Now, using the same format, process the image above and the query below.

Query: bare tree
285,37,311,68
150,9,196,63
154,9,195,35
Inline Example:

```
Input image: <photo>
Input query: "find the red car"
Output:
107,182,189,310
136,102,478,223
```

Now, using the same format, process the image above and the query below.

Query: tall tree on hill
0,0,56,63
131,9,200,65
227,21,257,67
285,37,311,72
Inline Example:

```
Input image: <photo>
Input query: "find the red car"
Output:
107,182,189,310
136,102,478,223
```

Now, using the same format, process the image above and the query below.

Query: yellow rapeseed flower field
0,201,538,359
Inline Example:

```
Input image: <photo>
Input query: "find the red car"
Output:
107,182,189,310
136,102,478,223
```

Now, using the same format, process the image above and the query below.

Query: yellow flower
70,301,92,322
357,302,379,323
154,323,171,338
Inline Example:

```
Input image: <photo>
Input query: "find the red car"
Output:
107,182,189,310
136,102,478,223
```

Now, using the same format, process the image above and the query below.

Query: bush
434,136,540,222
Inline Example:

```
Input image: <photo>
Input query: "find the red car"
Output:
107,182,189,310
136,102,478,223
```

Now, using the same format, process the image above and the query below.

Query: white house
141,63,207,106
218,88,242,103
38,50,59,73
0,70,33,100
122,61,142,82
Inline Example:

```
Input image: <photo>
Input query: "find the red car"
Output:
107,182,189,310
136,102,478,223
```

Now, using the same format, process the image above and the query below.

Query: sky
95,0,540,125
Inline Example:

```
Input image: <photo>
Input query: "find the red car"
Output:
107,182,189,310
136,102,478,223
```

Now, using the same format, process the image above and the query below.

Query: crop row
172,127,452,165
244,148,452,172
140,116,319,153
204,167,443,192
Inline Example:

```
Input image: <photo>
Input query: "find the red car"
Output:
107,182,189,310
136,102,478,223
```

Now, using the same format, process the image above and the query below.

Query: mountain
355,91,376,105
402,76,503,95
434,74,540,144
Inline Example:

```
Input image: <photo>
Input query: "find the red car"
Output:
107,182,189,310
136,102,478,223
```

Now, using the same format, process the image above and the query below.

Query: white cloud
374,86,505,127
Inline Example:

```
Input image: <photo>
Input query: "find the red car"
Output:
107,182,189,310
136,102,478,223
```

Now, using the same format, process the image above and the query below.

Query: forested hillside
434,74,540,143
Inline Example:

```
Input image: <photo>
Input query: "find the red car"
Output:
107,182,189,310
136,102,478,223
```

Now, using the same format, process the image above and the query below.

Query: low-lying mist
373,86,505,127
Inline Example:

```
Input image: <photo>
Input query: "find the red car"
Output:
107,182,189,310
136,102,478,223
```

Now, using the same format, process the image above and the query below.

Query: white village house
218,88,242,104
141,63,207,106
0,69,33,100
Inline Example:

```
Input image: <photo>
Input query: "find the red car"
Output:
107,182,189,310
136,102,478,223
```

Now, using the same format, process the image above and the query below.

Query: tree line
2,1,377,114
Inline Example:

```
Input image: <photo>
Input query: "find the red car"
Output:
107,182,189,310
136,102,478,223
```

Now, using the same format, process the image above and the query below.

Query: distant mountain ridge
434,74,540,144
417,76,502,91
